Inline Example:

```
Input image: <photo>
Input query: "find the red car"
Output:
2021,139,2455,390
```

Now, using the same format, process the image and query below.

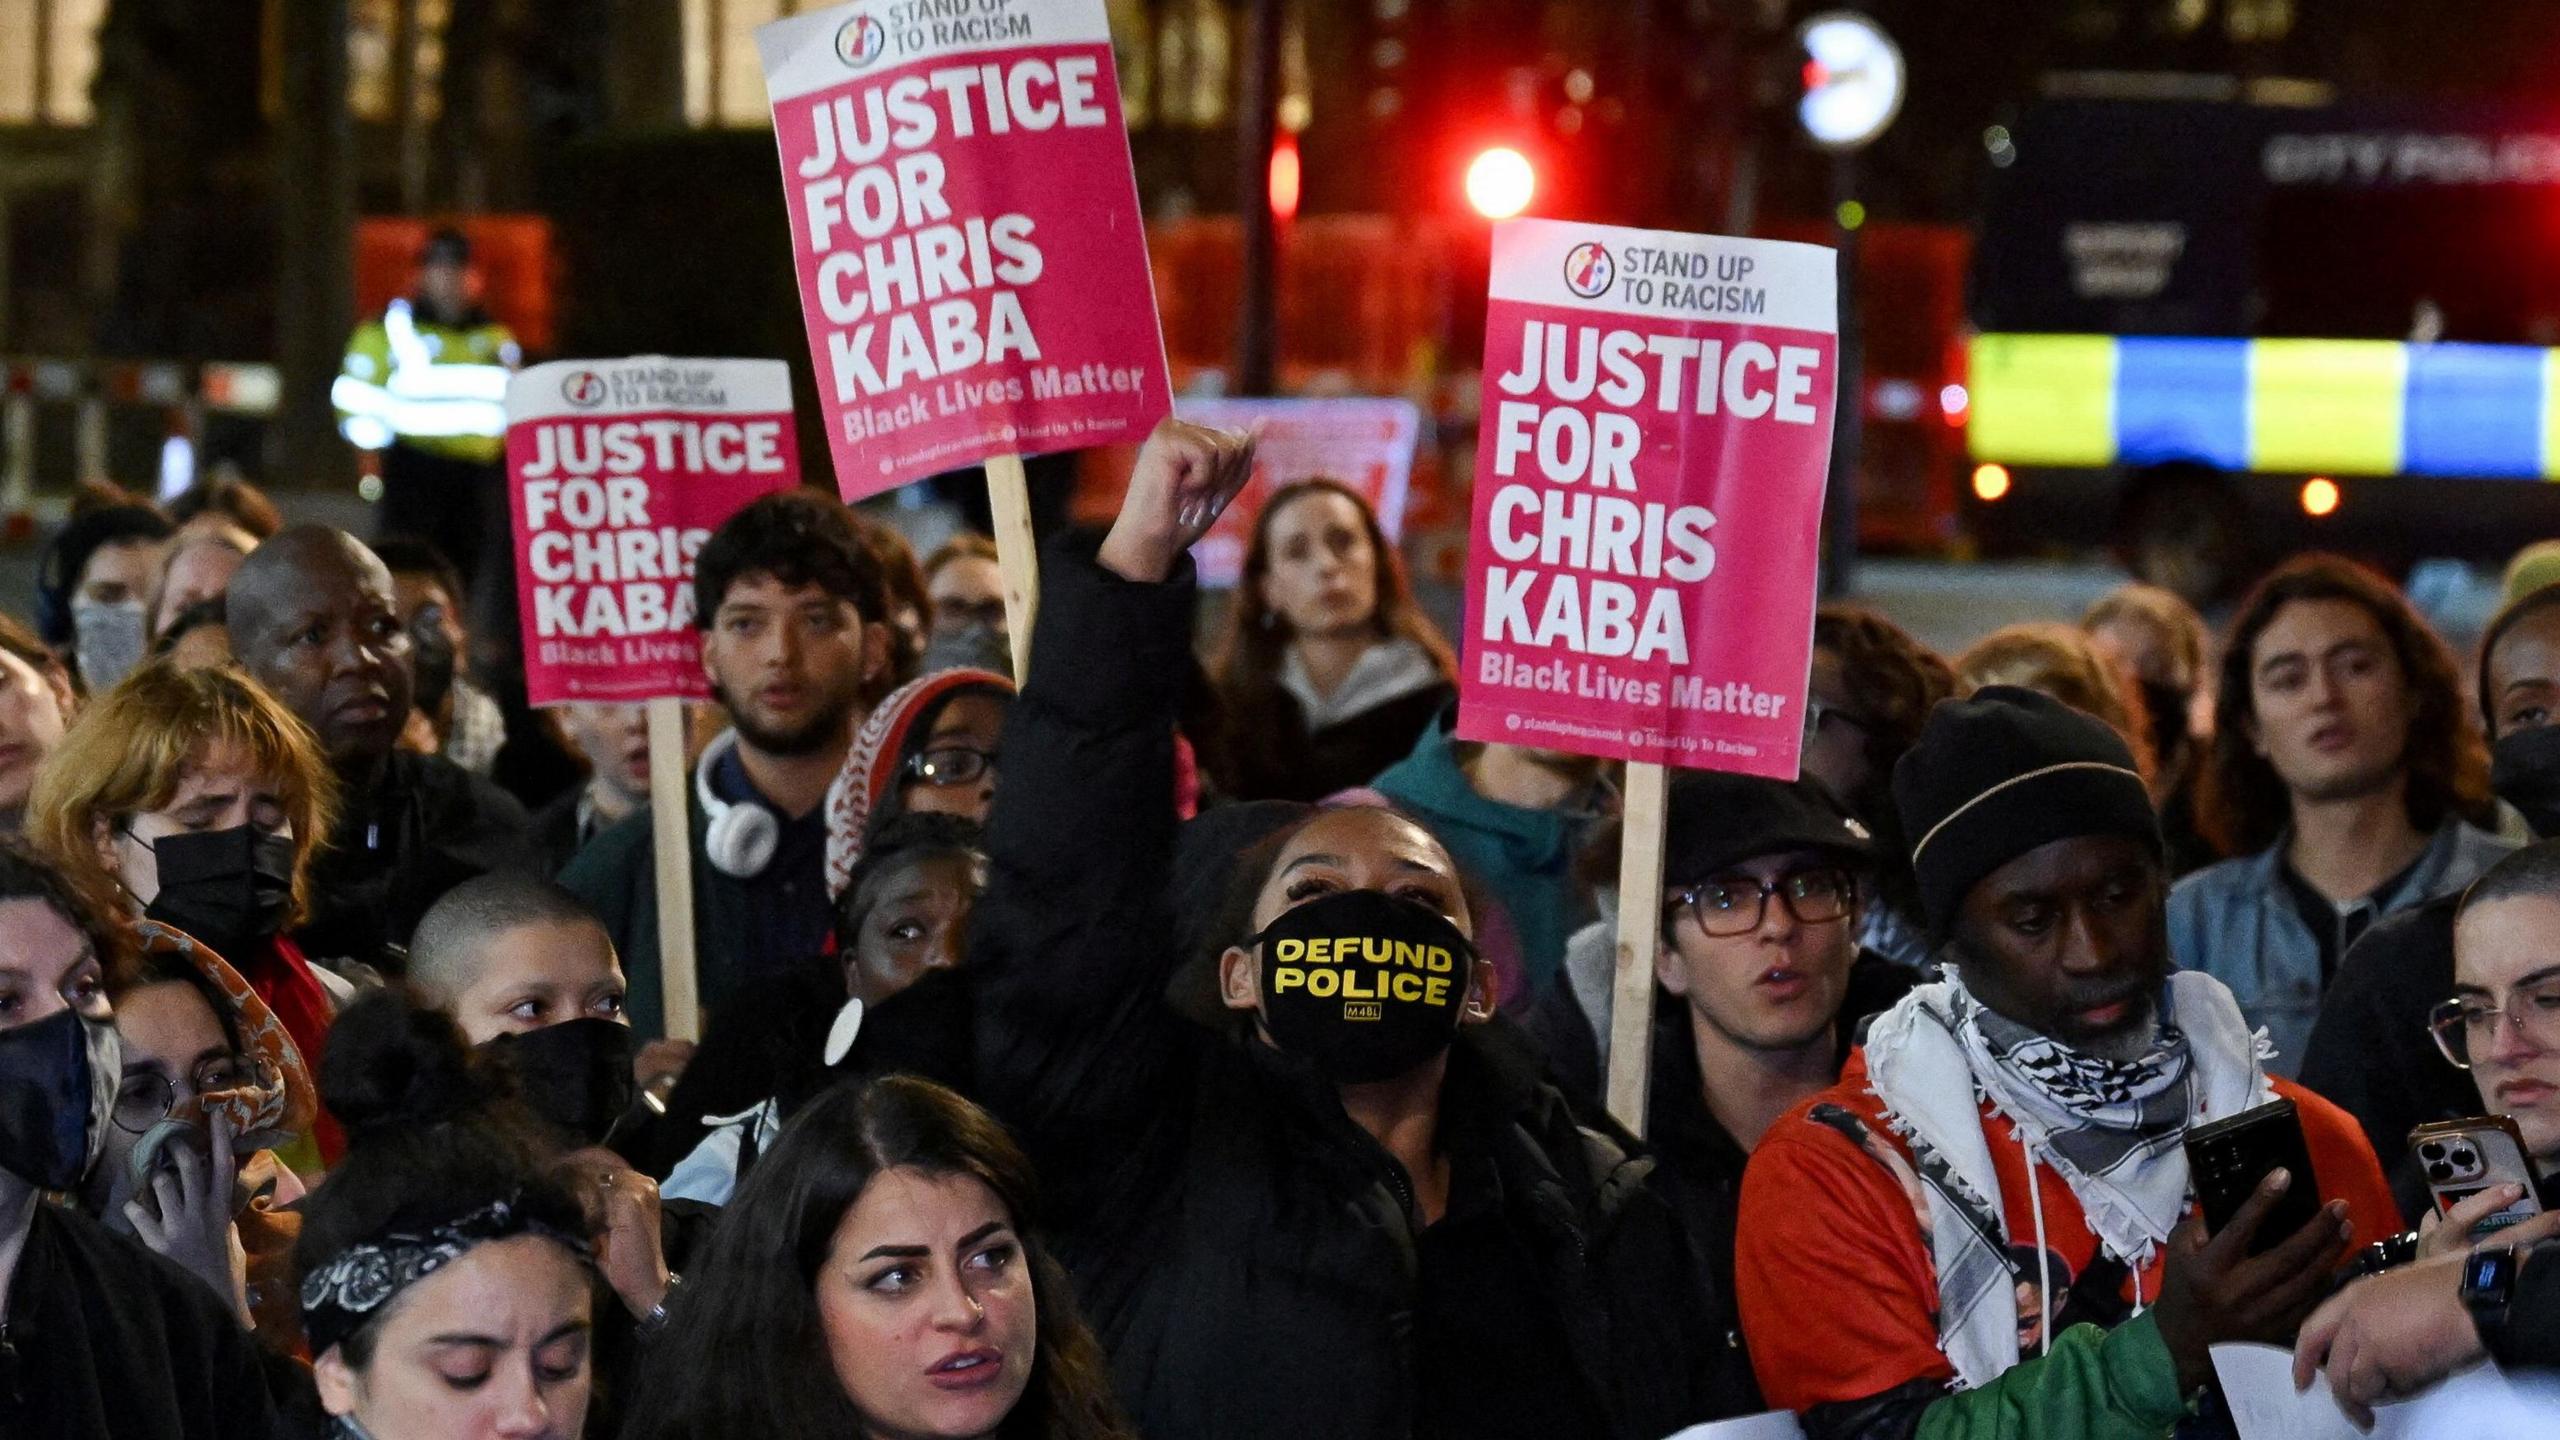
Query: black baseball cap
1662,770,1874,886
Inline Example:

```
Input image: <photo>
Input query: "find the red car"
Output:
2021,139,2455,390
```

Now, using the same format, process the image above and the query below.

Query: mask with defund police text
0,1007,120,1191
1250,889,1476,1084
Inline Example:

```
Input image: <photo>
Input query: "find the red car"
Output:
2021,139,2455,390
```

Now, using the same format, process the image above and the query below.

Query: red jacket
233,934,344,1164
1735,1048,2398,1413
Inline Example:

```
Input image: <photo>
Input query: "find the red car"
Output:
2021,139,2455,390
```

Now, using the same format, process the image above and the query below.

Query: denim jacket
2166,819,2513,1077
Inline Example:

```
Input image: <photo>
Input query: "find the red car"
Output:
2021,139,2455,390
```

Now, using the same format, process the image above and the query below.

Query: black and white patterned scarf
1861,971,2273,1387
299,1194,594,1357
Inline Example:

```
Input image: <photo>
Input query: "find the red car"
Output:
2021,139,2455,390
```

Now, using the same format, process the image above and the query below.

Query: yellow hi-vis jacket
332,298,519,463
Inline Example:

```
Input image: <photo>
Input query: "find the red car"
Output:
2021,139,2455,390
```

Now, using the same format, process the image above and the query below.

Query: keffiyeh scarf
1860,970,2273,1388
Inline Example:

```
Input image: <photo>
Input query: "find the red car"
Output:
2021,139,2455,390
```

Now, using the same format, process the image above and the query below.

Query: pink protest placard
1172,397,1422,587
507,358,799,707
1456,219,1838,778
758,0,1172,501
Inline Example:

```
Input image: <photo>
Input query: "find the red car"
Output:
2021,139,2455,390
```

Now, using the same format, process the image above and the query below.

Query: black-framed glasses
2428,973,2560,1070
112,1055,250,1134
1668,867,1856,938
903,746,996,787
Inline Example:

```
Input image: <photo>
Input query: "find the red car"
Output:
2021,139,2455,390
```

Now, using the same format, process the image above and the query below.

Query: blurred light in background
1972,463,2012,502
1465,146,1536,220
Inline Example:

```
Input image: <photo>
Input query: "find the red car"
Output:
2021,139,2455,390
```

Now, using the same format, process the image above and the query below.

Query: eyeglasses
2428,974,2560,1070
903,746,996,787
1668,867,1856,938
112,1056,250,1134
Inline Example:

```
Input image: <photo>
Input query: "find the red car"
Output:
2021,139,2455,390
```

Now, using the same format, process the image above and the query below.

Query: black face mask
2137,680,2190,766
2494,726,2560,839
0,1007,119,1191
1252,889,1476,1085
410,624,457,719
141,826,294,957
478,1018,636,1147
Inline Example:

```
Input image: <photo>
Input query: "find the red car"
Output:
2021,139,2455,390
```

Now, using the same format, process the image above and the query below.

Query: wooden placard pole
646,696,702,1043
987,452,1040,678
1606,761,1671,1137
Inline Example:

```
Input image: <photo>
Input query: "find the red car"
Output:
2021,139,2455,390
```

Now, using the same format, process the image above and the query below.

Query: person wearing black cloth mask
296,992,603,1440
406,875,677,1333
968,418,1741,1440
2303,581,2560,1179
226,525,539,973
26,660,352,1161
0,842,277,1440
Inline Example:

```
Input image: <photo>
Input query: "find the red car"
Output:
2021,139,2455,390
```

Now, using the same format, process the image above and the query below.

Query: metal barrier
0,358,283,531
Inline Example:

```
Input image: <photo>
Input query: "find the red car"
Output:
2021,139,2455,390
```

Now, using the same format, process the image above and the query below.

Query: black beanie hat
1892,685,2160,944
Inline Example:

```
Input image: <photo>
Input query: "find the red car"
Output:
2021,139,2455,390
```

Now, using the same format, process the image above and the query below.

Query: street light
1796,12,1904,599
1465,146,1536,220
1798,12,1906,151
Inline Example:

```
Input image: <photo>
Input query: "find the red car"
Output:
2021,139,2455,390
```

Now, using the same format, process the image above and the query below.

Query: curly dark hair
1811,605,1958,916
2197,554,2490,856
692,488,890,633
847,508,928,697
622,1074,1135,1440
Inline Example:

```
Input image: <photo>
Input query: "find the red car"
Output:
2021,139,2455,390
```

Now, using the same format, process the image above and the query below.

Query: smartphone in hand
2410,1116,2544,1240
2186,1099,2321,1257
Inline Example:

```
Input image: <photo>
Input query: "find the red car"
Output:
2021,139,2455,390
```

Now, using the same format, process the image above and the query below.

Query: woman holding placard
969,421,1741,1440
1205,480,1455,803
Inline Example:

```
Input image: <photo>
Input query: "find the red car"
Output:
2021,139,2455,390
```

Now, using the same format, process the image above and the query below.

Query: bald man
228,525,536,970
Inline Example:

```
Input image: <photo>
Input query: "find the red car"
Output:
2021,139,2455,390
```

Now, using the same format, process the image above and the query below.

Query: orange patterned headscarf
132,919,317,1154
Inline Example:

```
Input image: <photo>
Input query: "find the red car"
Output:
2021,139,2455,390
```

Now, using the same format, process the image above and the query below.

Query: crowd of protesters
6,421,2560,1440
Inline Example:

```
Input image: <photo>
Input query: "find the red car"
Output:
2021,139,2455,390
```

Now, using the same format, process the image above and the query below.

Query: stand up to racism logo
1564,241,1617,299
835,13,886,68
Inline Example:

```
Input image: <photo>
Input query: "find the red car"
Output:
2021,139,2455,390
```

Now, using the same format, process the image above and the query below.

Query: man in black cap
1734,686,2397,1438
1627,769,1917,1409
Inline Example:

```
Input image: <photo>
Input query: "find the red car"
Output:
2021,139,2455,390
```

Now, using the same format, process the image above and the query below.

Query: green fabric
1910,1313,2189,1440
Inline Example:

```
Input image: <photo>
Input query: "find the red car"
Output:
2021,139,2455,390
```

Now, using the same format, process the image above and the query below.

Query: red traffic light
1269,133,1301,224
1465,146,1536,220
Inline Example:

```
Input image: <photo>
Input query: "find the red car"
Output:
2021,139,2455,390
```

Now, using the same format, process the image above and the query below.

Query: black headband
299,1193,592,1357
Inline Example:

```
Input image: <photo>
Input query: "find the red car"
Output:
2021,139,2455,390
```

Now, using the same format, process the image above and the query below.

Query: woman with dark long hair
624,1074,1131,1440
1206,479,1454,802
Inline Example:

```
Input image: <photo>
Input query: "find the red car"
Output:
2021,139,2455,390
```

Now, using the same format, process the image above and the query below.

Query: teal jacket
1369,706,1598,995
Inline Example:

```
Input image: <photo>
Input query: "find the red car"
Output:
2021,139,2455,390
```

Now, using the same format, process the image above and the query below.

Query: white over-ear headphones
695,730,780,879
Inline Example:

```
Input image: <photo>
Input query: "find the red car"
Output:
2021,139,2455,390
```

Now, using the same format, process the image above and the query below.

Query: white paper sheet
1664,1412,1807,1440
2214,1341,2560,1440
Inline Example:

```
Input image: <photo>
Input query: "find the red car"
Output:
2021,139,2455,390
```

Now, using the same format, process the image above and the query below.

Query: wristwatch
2459,1247,2523,1357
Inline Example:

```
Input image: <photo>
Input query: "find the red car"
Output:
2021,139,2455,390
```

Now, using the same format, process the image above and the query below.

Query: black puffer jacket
970,535,1741,1440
